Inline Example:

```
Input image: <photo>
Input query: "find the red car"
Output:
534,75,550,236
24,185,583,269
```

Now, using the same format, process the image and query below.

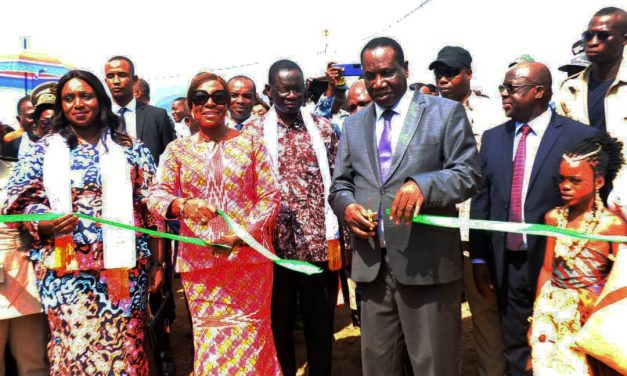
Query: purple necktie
506,124,531,251
377,109,394,247
378,109,395,183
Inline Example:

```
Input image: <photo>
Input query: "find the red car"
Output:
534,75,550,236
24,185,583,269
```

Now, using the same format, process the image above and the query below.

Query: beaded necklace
554,196,602,268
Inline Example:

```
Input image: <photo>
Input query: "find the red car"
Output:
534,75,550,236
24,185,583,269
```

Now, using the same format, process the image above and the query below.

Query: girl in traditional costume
147,73,282,375
2,70,162,375
531,134,626,375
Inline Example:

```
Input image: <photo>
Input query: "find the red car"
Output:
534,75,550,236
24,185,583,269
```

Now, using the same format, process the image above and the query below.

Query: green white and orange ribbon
0,211,323,275
384,209,627,243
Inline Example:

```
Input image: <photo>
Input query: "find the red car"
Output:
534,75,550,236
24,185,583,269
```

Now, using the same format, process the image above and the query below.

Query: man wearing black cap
430,46,506,376
558,40,591,78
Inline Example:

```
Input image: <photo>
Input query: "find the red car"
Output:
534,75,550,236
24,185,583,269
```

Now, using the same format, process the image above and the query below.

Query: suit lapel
384,92,424,185
364,104,382,185
502,120,516,196
527,112,561,194
135,101,146,140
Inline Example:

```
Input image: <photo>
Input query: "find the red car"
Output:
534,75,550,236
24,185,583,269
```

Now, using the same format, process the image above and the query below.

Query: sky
1,0,625,125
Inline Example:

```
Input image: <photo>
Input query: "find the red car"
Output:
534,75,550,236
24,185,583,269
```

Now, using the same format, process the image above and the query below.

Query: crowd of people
0,5,625,376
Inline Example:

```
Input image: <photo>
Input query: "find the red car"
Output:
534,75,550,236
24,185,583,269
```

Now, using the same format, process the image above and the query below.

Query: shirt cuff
471,258,487,264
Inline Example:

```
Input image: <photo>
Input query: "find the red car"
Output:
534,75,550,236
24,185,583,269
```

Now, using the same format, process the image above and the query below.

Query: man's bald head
346,79,372,114
506,62,552,100
501,62,553,122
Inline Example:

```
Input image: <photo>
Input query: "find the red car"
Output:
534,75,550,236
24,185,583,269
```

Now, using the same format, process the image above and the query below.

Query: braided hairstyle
563,133,624,186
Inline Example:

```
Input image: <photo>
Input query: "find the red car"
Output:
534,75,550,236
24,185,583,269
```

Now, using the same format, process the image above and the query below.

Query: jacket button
380,190,385,195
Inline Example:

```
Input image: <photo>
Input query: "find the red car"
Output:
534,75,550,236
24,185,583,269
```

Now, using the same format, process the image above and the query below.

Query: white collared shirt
112,98,137,139
174,121,191,138
374,90,414,154
514,108,552,245
373,90,413,248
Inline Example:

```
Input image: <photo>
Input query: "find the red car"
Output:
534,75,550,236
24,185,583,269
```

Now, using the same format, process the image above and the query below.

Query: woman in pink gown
147,72,282,375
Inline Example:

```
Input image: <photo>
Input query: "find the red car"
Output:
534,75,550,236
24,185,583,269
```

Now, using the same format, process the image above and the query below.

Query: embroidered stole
263,108,341,267
43,133,135,301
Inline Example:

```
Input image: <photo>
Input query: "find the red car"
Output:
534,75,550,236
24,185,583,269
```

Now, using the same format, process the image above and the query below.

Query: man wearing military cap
30,82,57,139
15,82,57,158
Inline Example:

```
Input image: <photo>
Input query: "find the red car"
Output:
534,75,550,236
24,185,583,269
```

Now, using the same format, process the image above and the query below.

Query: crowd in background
0,5,625,376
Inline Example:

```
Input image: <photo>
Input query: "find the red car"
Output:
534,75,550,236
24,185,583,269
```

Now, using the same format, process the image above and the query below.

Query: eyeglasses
191,90,228,106
434,67,462,79
582,30,616,42
271,86,305,97
498,83,540,94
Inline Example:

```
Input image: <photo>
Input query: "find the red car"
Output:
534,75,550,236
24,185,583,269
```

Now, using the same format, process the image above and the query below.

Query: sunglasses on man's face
582,30,615,42
191,90,228,106
498,83,540,94
434,67,462,80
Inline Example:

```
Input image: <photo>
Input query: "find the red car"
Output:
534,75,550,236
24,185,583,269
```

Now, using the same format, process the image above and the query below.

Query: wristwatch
149,260,167,270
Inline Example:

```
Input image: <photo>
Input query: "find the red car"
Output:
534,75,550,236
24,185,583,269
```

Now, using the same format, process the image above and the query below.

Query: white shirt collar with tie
373,90,414,154
112,97,138,139
513,107,552,245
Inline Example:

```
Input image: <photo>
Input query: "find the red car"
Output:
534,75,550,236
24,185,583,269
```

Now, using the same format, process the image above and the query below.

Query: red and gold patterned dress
147,130,281,375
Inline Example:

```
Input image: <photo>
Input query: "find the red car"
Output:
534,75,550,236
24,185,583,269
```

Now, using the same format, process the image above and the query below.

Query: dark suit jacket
469,111,599,291
329,91,481,285
135,101,175,165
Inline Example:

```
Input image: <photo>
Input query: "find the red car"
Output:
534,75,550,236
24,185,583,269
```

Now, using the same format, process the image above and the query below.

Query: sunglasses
434,67,462,79
191,90,228,106
498,83,540,94
582,30,615,42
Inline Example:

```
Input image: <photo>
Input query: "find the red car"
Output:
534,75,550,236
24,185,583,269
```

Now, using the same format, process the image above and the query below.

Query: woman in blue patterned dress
2,70,163,376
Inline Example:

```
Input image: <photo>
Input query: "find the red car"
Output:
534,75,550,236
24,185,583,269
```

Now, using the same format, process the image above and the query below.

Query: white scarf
43,133,136,269
263,108,339,241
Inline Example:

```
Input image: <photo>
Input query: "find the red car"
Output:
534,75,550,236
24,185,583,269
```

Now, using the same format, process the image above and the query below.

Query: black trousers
271,261,338,376
499,251,533,376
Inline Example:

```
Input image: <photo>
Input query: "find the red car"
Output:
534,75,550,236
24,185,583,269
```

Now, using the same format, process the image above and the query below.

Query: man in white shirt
104,56,174,164
170,97,192,138
470,62,598,376
226,76,257,130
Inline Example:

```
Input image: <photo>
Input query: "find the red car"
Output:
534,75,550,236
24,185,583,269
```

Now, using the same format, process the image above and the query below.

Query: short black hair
16,95,31,115
593,7,627,33
228,75,257,93
268,60,303,86
136,78,150,98
360,37,405,66
173,97,187,103
107,55,135,76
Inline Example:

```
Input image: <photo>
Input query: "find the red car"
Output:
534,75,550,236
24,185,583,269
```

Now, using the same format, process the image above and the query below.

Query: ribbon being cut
2,209,625,278
0,210,324,276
